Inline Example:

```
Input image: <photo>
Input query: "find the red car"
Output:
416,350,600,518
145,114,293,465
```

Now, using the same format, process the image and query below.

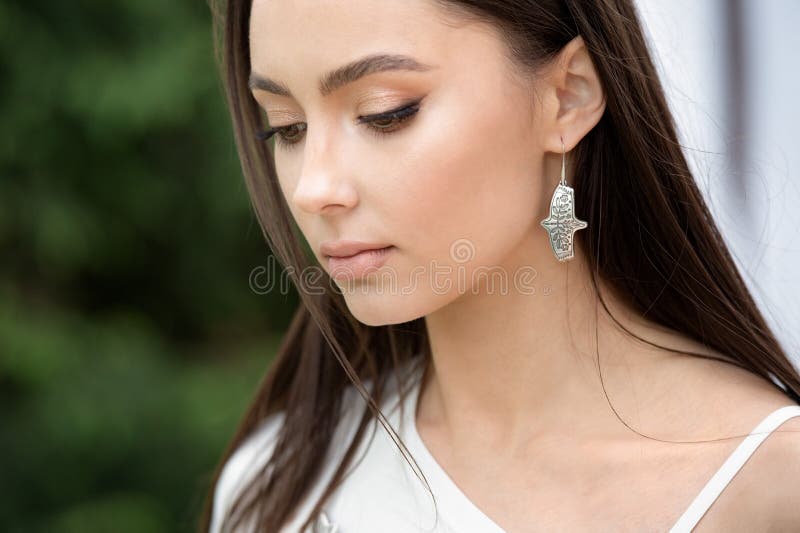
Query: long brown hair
199,0,800,531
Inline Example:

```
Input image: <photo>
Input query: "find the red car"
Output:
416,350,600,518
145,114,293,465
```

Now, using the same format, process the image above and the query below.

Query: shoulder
688,389,800,531
209,378,380,533
756,412,800,528
701,392,800,530
665,352,800,521
210,411,286,533
208,366,416,532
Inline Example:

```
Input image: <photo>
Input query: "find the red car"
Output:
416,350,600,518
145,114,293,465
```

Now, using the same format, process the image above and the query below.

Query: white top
210,358,800,533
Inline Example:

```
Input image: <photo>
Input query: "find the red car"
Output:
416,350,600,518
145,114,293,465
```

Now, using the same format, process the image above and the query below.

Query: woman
200,0,800,531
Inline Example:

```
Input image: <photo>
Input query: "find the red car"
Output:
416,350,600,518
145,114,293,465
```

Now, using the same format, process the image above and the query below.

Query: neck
419,235,674,450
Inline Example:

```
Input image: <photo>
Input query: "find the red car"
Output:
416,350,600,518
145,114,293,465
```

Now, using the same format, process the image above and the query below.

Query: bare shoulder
674,353,800,530
706,412,800,531
753,414,800,529
678,348,800,437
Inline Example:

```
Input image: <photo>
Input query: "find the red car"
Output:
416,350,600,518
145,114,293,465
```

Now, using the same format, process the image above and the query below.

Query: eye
254,100,422,150
357,101,421,137
256,122,306,146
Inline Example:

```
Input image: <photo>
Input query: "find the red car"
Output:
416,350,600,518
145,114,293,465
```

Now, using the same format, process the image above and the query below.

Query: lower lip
327,246,394,280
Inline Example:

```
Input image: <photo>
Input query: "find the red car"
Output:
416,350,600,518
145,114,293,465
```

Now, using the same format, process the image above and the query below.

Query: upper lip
320,240,392,258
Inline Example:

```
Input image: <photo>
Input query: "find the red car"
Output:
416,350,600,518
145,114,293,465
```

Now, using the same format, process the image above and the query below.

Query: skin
248,1,800,530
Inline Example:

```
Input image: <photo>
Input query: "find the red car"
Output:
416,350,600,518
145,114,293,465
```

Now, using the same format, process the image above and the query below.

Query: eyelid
255,97,423,146
263,98,422,128
356,99,423,123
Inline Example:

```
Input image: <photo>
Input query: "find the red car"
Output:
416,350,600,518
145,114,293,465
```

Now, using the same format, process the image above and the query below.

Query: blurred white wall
634,0,800,366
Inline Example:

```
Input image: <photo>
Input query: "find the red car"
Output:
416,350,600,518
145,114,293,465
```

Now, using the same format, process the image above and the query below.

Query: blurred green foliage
0,1,297,531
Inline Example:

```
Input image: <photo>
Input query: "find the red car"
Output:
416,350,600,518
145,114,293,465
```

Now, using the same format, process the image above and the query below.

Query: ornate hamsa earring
539,136,587,261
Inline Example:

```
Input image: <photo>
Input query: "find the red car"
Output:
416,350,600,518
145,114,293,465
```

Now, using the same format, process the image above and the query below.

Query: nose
291,133,358,216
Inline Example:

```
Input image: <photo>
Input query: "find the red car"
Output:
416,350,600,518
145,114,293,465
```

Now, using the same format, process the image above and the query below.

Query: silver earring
307,511,338,533
539,137,587,261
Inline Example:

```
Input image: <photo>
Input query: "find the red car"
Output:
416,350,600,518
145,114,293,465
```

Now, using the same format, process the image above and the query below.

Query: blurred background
0,2,297,532
636,0,800,369
0,1,797,532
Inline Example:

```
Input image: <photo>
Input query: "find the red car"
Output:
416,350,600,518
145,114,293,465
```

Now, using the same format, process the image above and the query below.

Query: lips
325,246,395,280
319,240,393,258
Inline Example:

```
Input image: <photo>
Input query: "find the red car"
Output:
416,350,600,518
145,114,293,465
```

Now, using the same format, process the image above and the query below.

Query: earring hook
560,135,566,186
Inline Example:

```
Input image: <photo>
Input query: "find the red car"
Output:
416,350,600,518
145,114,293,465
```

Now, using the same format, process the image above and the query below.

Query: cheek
385,91,543,269
270,156,318,257
273,150,297,200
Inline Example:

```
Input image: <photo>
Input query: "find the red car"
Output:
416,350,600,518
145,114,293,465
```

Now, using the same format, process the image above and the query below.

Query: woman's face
249,0,554,326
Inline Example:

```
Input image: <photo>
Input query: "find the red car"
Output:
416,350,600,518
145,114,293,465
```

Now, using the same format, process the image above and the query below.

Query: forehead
248,0,511,95
249,0,451,52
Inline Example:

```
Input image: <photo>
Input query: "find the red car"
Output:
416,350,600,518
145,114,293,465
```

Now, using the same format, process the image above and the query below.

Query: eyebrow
248,53,437,99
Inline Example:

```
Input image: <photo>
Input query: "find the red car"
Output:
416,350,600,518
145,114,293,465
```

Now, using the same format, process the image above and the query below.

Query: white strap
669,404,800,532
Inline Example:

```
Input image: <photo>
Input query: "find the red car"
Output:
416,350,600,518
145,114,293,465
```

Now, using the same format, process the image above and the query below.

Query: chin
341,290,450,327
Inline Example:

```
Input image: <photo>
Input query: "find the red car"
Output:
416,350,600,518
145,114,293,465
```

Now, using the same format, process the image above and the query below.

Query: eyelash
254,100,422,149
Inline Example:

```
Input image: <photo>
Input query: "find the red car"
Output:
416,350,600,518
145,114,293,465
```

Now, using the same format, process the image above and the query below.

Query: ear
541,35,606,153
